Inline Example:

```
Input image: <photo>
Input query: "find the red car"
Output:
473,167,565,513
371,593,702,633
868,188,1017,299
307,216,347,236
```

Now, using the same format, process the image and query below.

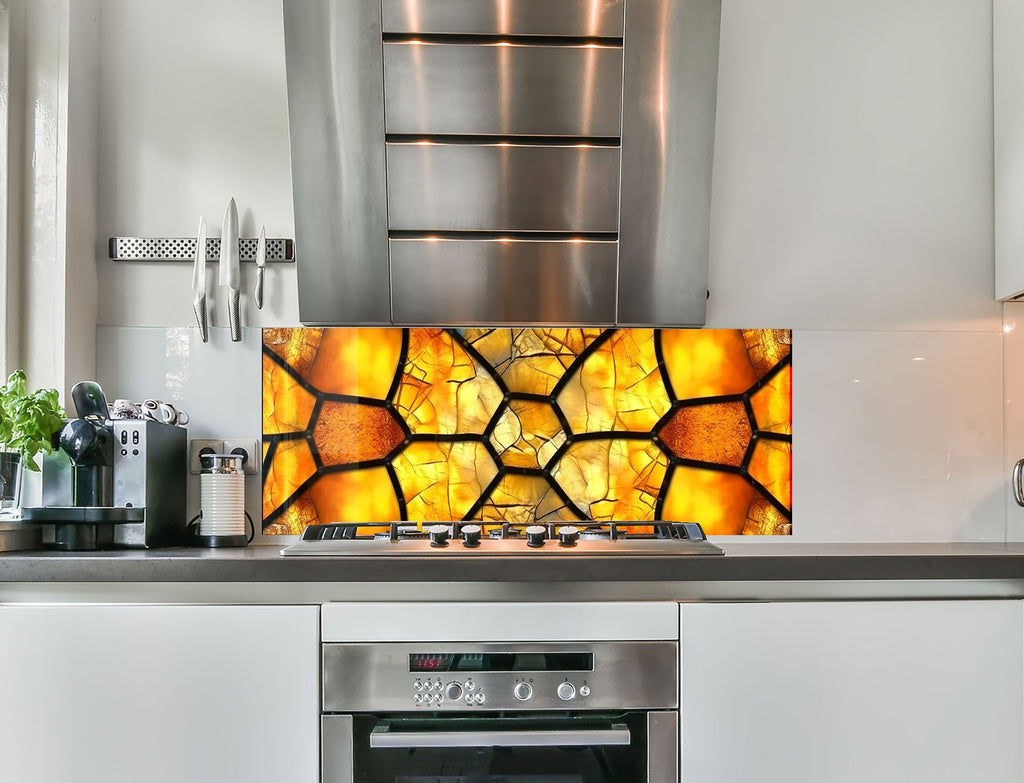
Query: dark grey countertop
2,541,1024,583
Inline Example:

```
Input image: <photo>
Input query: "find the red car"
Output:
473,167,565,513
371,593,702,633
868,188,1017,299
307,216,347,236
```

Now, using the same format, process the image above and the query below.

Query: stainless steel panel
369,724,631,748
283,0,391,325
647,711,679,783
382,0,625,37
384,42,623,137
390,239,617,324
322,641,678,712
617,0,721,326
386,143,621,231
322,715,354,783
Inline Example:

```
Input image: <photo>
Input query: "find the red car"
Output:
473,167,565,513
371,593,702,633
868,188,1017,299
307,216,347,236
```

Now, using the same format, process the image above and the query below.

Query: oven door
323,711,677,783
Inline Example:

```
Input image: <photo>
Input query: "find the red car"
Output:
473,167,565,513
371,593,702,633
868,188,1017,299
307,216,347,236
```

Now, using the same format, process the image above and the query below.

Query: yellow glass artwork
262,328,793,535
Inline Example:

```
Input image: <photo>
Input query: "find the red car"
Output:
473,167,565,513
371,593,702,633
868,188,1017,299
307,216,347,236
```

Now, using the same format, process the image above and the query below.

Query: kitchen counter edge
1,542,1023,584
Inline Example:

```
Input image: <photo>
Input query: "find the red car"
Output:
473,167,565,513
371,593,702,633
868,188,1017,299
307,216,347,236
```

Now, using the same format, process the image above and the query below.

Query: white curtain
0,1,12,380
0,0,99,402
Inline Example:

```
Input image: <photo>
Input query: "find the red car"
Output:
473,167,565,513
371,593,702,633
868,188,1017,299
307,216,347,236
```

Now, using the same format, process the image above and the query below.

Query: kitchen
1,0,1022,782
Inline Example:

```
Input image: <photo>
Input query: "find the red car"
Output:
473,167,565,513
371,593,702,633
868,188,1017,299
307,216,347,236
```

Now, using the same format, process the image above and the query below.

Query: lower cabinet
679,600,1023,783
0,604,319,783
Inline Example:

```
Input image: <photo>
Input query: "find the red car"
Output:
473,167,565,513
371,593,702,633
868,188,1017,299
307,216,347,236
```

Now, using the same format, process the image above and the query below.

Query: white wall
91,0,1004,541
96,0,297,328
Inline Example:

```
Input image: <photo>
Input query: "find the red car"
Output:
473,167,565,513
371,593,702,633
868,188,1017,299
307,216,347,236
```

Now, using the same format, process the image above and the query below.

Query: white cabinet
996,0,1024,299
680,601,1023,783
0,604,319,783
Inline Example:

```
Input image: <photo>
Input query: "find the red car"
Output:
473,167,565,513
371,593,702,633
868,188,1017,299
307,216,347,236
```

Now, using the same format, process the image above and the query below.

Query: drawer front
390,239,618,323
381,0,625,37
384,42,623,137
386,143,621,232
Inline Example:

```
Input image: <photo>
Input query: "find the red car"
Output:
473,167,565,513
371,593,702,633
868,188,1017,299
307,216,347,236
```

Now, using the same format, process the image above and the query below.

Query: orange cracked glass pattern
262,328,793,535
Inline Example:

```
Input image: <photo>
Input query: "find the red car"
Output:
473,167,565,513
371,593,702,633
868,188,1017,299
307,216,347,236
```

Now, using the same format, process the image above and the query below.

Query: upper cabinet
283,0,721,327
996,0,1024,300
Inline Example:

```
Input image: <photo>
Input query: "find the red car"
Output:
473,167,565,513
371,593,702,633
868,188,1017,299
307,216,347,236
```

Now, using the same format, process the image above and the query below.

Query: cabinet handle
1013,459,1024,507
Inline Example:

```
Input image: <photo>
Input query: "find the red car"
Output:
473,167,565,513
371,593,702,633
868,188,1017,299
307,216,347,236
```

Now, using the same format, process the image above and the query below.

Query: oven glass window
350,713,648,783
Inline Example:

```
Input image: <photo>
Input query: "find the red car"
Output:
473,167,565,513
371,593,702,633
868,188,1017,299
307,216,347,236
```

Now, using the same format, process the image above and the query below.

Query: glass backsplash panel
262,328,792,535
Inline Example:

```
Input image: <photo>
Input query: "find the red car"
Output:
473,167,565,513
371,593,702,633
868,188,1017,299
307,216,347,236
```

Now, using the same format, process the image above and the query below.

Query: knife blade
219,197,241,342
192,217,208,342
254,224,266,310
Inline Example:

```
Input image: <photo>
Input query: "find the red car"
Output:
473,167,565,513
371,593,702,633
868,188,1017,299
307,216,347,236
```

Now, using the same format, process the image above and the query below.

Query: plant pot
0,451,23,517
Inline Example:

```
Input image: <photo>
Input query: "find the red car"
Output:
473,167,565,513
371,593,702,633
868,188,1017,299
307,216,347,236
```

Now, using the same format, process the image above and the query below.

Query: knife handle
229,289,241,342
193,294,209,343
255,267,265,310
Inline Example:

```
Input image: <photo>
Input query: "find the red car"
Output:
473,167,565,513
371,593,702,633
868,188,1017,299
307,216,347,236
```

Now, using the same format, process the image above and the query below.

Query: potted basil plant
0,370,65,515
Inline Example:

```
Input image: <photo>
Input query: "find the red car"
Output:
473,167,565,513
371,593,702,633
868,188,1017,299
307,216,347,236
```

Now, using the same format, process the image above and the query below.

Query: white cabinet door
0,604,319,783
680,601,1023,783
995,0,1024,299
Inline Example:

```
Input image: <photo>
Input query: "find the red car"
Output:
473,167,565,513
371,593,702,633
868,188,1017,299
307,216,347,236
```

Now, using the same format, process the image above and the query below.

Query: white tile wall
1003,302,1024,540
790,330,1004,542
95,326,268,541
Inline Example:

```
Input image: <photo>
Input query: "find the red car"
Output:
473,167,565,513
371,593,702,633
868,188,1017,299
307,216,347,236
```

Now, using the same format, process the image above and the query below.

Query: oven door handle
369,723,631,749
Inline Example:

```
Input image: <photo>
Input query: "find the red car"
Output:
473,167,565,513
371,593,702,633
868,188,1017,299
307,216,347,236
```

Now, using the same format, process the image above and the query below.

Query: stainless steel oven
321,640,678,782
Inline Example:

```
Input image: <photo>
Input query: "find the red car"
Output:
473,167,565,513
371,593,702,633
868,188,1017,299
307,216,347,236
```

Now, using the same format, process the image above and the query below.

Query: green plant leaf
0,370,65,471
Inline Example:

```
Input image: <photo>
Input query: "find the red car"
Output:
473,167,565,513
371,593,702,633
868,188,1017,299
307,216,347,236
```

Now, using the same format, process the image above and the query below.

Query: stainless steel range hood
283,0,721,326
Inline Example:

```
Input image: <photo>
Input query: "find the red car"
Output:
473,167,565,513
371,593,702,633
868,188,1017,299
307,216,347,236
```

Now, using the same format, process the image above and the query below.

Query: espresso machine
22,381,187,550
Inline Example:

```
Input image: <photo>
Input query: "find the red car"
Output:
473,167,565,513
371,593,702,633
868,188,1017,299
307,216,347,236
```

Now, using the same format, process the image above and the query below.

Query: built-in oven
321,606,680,783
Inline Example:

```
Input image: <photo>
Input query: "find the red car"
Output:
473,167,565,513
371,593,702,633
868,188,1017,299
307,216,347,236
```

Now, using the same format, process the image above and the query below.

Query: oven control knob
428,524,450,547
557,526,580,546
513,682,533,701
579,685,591,697
445,682,464,701
525,524,547,547
461,524,482,548
557,682,576,701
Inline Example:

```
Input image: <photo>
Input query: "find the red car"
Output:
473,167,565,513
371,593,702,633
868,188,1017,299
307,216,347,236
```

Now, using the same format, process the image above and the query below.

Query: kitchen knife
254,224,266,310
192,217,209,342
219,197,241,342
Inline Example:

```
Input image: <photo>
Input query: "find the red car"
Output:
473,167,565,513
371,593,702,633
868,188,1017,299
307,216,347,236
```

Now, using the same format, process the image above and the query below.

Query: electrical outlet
189,439,224,474
223,438,260,475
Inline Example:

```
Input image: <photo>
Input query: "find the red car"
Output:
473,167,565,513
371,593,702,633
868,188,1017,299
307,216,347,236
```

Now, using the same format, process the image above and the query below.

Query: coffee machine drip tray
21,507,145,523
20,506,146,551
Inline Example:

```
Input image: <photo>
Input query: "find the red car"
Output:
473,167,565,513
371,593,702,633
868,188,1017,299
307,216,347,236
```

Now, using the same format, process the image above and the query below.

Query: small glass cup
0,451,23,518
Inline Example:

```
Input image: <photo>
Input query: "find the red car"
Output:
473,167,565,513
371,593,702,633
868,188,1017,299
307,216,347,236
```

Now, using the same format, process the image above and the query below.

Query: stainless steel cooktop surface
280,521,723,557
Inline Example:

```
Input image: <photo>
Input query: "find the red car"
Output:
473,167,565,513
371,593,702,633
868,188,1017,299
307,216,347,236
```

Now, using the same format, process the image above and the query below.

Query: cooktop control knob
557,682,576,701
513,682,533,701
525,524,547,548
461,524,482,548
445,682,464,702
428,524,450,547
557,525,580,546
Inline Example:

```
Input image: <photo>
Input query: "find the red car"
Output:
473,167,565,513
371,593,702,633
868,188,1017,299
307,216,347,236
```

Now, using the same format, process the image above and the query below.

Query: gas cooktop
279,521,723,557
